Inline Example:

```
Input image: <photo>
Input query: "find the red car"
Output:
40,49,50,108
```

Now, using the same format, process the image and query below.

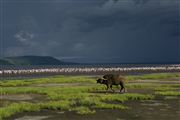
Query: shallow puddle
14,116,51,120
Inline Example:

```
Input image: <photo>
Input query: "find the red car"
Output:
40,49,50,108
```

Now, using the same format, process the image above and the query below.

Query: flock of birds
0,65,180,75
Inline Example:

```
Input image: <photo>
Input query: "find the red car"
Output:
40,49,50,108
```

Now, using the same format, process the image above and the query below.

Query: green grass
0,84,154,120
94,102,127,110
168,84,180,87
126,73,180,80
126,83,180,90
0,73,179,120
40,100,75,110
0,76,96,87
164,96,178,100
126,83,158,89
97,93,154,103
0,102,41,120
154,87,176,91
1,73,179,87
72,107,96,115
155,91,180,96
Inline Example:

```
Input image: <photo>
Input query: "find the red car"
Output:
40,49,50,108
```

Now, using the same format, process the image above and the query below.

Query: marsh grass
168,84,180,87
126,73,180,80
0,74,179,120
1,73,179,87
126,83,158,89
94,102,127,110
126,83,180,91
0,76,96,87
0,102,40,120
72,107,96,115
155,91,180,96
40,100,75,110
154,87,176,91
0,85,154,120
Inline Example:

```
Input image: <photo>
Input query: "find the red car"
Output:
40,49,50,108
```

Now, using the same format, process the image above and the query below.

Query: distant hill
0,59,13,65
0,56,77,65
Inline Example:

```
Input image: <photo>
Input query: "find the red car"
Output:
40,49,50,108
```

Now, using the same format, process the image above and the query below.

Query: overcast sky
0,0,180,63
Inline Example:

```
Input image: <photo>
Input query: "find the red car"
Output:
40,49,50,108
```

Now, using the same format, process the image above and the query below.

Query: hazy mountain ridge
0,56,77,65
0,59,13,65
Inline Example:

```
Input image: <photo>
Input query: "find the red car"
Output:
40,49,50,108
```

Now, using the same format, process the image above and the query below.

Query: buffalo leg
106,84,109,93
110,85,115,93
120,83,125,93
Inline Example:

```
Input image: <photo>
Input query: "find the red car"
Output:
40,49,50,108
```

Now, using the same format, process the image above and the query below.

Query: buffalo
97,74,125,93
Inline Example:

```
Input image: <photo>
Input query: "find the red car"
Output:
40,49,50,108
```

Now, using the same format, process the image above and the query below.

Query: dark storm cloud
1,0,180,63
